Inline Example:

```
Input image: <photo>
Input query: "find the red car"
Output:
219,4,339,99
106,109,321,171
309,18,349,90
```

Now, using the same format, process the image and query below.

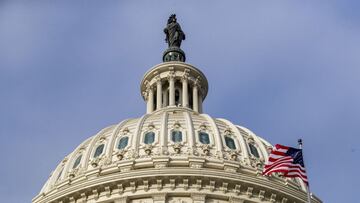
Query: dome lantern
140,63,208,114
141,14,208,114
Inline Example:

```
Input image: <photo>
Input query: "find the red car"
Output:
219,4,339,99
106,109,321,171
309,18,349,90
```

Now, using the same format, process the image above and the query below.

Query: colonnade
146,74,202,114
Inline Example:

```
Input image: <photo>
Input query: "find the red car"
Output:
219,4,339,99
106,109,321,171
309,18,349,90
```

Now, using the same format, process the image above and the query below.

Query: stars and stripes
262,144,308,185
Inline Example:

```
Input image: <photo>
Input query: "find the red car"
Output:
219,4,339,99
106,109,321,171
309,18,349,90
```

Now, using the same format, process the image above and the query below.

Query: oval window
225,136,236,149
144,132,155,144
198,132,210,144
249,143,260,158
172,130,182,143
93,144,104,158
72,155,82,169
118,137,129,149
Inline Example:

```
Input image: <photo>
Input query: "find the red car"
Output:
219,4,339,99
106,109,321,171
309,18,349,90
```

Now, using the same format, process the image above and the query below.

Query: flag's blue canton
285,147,305,167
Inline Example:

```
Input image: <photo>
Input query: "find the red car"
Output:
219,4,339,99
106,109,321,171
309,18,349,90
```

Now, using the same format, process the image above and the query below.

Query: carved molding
191,193,206,202
229,196,244,203
114,197,128,203
153,193,167,202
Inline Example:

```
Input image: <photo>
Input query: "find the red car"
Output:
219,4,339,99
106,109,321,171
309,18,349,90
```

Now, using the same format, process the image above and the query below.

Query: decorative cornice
167,70,175,81
34,166,320,203
155,74,162,84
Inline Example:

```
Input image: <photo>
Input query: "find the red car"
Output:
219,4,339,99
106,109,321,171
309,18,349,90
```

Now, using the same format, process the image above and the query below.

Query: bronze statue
164,14,185,48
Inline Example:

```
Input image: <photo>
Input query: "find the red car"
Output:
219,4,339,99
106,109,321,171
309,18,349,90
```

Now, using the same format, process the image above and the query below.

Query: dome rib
82,126,112,170
218,118,250,163
62,137,91,181
132,114,149,156
183,111,195,153
106,119,131,159
238,125,269,161
159,111,168,155
200,114,223,157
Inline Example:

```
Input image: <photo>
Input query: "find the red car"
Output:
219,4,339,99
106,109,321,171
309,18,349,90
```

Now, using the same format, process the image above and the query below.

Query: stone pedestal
163,47,186,62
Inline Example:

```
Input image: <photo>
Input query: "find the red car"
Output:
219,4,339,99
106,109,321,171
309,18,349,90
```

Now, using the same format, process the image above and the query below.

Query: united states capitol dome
33,16,321,203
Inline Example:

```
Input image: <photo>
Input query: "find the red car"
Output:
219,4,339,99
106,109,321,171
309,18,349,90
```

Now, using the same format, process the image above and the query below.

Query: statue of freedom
164,14,186,48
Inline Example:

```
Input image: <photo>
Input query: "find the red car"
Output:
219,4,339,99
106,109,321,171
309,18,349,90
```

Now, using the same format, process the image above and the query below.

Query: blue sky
0,1,359,202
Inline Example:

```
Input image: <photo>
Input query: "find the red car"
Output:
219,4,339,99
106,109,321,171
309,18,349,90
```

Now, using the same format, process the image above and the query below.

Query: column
193,85,199,112
156,77,162,109
169,74,175,106
163,91,168,107
182,77,189,107
146,87,154,113
198,92,203,113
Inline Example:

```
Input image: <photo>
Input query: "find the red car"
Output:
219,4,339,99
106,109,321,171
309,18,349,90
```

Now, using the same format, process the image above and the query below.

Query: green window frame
171,130,183,143
118,137,129,149
144,132,155,144
93,144,104,158
225,136,236,149
72,155,82,169
198,132,210,144
249,143,260,158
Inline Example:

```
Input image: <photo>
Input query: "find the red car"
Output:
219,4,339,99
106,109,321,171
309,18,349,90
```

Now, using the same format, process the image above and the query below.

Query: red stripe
264,165,307,177
264,162,306,173
267,156,292,164
263,161,292,174
265,156,293,166
263,161,293,174
275,144,289,150
264,161,293,172
270,150,287,156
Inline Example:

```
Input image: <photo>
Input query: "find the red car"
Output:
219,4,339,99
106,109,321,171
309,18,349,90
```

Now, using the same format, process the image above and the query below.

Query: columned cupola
140,62,208,113
140,14,208,114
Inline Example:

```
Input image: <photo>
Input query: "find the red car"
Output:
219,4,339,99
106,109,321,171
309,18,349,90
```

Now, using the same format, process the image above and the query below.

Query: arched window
144,132,155,144
198,132,210,144
72,155,82,169
172,130,182,143
93,144,104,158
118,137,129,149
249,143,260,158
225,136,236,149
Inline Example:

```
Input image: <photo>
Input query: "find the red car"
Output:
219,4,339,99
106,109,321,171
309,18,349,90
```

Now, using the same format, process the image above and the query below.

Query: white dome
40,109,274,192
34,61,321,203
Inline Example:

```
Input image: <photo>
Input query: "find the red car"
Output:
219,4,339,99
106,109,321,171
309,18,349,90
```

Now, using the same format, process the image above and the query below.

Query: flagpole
298,139,311,203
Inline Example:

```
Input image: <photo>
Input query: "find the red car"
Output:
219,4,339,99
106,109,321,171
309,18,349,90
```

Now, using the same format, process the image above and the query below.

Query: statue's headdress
167,14,176,24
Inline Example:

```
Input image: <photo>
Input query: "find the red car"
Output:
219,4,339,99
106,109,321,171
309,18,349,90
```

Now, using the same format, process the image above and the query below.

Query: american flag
262,144,308,185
